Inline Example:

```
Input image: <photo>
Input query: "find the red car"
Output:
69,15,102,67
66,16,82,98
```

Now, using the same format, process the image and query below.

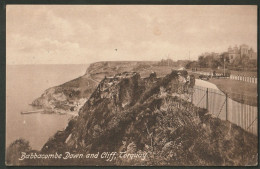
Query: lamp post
224,56,226,76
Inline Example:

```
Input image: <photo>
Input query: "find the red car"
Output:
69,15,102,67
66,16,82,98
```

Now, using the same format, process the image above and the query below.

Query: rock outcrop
33,70,257,166
31,61,158,114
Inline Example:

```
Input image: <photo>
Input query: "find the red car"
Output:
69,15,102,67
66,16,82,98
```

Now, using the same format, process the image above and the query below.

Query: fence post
206,88,209,110
226,93,228,121
191,91,193,104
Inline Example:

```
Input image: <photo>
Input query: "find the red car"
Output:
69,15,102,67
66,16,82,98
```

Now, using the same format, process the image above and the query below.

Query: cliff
31,61,159,114
31,61,158,114
23,70,257,166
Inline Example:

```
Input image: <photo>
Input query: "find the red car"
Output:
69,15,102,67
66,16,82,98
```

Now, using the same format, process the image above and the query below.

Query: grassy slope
208,79,257,106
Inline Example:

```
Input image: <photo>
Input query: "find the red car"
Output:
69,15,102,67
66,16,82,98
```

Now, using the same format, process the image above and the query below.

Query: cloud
7,33,89,64
6,5,257,64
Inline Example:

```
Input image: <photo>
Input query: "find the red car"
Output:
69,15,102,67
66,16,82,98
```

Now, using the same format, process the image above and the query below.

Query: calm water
6,64,88,150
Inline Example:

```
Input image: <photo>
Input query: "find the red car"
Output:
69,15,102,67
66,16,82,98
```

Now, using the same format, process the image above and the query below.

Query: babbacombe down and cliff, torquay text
19,152,148,162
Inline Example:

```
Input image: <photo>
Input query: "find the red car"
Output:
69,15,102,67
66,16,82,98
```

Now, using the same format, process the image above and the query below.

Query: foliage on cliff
10,65,257,166
32,70,257,166
31,61,157,114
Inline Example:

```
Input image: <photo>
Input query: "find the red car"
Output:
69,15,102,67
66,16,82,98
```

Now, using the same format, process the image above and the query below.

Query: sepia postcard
5,5,258,166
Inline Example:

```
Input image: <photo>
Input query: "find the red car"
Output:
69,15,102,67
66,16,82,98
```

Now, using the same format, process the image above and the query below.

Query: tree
185,61,198,69
6,139,32,165
219,53,230,66
198,56,206,68
211,60,221,69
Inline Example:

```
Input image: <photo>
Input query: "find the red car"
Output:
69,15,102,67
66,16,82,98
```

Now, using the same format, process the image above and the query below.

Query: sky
6,5,257,65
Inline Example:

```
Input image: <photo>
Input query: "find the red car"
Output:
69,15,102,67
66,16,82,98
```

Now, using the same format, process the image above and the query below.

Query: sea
6,64,88,150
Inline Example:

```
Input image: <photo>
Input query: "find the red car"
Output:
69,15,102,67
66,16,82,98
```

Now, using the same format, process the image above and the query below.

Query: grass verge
208,78,257,106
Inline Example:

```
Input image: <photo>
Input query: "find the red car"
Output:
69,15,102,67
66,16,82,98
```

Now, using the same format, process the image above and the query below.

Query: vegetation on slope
8,70,257,166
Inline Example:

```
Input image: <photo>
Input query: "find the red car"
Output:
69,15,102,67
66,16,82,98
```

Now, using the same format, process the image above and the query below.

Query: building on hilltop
200,44,257,63
228,44,257,63
228,45,240,62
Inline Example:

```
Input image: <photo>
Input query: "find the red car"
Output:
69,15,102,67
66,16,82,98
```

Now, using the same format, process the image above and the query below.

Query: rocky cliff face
31,76,94,114
31,61,158,114
37,70,257,166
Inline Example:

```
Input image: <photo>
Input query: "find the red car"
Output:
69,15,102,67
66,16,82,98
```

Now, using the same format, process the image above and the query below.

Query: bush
6,139,32,165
